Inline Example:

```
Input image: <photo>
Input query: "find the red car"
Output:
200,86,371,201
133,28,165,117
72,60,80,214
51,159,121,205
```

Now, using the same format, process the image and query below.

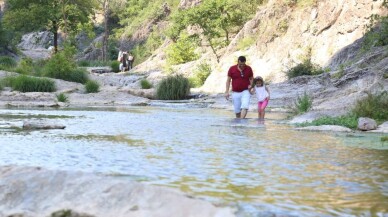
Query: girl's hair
253,76,264,86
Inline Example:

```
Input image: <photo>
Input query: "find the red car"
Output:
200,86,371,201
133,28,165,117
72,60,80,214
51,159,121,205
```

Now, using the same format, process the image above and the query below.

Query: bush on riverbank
291,92,312,115
0,56,17,70
43,47,89,84
352,91,388,122
85,80,100,93
156,74,190,100
140,79,152,89
297,92,387,129
56,93,68,102
189,63,212,88
299,114,359,129
7,75,56,92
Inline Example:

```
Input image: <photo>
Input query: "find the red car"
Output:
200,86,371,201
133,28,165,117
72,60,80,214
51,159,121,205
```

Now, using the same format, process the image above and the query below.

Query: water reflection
0,107,387,216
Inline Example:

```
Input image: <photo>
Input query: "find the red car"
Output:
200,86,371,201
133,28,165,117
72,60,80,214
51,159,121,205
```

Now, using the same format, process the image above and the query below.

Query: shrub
140,79,152,89
85,80,100,93
67,68,89,84
166,33,199,65
237,36,255,50
156,74,190,100
362,15,388,51
292,92,312,114
77,60,90,67
352,91,388,121
110,61,120,73
43,46,88,83
298,114,358,129
0,56,17,68
56,93,68,102
14,58,34,75
286,59,324,79
189,63,212,88
9,75,56,92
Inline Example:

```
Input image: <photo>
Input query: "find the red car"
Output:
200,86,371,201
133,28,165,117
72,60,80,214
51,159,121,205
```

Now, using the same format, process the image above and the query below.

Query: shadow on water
0,107,387,217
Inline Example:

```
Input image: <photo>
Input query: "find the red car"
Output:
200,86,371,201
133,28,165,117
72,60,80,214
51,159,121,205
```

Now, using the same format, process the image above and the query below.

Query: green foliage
43,46,89,83
286,59,324,79
85,80,100,93
3,0,96,36
0,56,17,68
117,0,180,38
332,64,345,79
9,75,56,92
189,63,212,87
362,15,388,51
110,61,120,73
56,93,68,103
13,58,34,75
237,36,256,50
166,33,199,65
292,92,312,114
298,114,359,129
167,0,264,61
156,74,190,100
381,136,388,142
278,20,289,33
352,91,388,121
140,79,153,89
77,60,113,67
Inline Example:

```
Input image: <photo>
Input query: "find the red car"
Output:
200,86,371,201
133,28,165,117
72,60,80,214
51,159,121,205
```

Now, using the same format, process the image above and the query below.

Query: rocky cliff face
134,0,384,87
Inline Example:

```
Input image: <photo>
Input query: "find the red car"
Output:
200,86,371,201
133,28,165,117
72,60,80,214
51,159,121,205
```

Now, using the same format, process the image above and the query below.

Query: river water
0,107,387,217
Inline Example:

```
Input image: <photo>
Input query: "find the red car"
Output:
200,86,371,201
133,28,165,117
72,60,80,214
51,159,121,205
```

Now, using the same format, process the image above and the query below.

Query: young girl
250,76,270,120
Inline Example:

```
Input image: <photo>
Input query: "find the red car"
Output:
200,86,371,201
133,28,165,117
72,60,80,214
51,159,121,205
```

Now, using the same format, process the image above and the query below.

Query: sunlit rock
0,166,235,217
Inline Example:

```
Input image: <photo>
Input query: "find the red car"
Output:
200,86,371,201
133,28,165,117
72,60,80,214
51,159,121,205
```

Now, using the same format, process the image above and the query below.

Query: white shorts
232,90,250,113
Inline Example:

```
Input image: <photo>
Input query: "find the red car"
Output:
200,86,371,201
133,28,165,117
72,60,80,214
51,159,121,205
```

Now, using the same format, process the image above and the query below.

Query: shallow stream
0,107,387,216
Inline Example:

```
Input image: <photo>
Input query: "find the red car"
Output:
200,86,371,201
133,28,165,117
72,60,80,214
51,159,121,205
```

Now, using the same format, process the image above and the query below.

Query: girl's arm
265,86,270,100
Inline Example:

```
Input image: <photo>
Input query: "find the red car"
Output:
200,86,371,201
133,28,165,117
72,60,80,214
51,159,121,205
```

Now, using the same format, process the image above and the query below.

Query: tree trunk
102,0,110,61
208,39,219,63
53,21,58,54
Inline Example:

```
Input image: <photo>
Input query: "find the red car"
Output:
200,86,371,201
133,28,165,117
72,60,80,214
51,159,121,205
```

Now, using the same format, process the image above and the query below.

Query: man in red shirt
225,56,254,118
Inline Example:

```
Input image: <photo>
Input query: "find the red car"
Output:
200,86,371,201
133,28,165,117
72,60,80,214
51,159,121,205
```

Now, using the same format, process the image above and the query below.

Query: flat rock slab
295,125,352,132
0,166,235,217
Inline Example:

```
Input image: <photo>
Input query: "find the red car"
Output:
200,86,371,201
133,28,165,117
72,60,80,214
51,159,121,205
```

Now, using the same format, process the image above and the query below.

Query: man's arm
225,76,231,100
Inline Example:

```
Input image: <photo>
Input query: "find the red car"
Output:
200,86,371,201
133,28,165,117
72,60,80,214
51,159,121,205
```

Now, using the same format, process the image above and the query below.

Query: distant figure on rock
225,56,254,119
249,76,270,121
118,50,129,72
127,52,134,70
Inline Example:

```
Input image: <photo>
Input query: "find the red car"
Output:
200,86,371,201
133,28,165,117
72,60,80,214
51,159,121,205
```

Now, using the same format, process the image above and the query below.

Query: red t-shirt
228,65,253,92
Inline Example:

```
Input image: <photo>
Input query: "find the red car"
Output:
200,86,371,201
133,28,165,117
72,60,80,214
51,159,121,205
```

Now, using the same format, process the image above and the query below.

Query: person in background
250,76,270,120
225,56,254,118
127,52,134,70
119,51,129,72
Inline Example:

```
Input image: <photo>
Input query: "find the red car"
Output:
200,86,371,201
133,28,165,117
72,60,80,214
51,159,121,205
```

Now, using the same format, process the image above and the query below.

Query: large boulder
0,166,235,217
357,117,378,131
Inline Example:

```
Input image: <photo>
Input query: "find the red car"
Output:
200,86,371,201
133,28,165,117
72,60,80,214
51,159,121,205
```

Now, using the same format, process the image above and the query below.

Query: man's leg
232,92,242,118
240,90,251,119
240,109,248,118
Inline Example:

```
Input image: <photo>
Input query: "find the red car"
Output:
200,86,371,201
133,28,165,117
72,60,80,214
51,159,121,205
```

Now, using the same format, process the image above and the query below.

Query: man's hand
225,92,230,100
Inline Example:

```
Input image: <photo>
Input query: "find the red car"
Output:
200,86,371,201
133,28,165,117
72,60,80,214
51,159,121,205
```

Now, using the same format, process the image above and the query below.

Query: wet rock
0,166,236,217
370,121,388,133
23,121,65,130
357,117,377,131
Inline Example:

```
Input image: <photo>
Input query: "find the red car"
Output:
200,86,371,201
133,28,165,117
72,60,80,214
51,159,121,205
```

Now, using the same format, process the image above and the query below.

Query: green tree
168,0,258,62
3,0,96,53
